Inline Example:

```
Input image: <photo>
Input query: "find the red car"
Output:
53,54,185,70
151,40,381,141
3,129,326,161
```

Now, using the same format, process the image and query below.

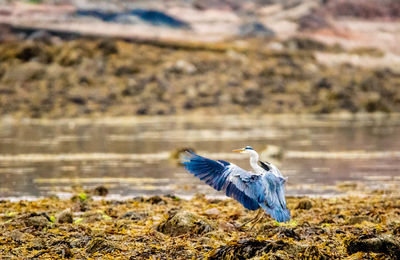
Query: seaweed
0,194,399,258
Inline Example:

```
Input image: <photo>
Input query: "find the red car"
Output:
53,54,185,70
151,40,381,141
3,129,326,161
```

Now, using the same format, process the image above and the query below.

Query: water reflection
0,114,399,199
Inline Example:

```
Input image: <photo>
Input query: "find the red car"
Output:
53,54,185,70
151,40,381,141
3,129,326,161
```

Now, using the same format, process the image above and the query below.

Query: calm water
0,114,399,199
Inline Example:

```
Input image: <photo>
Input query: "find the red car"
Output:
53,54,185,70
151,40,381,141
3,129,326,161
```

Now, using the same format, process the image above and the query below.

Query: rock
210,239,327,259
295,199,313,210
86,238,118,254
121,211,147,221
16,44,44,62
284,37,328,51
27,30,53,44
57,210,73,224
298,13,330,31
158,210,214,236
347,216,372,225
93,186,109,196
204,208,220,217
219,222,236,232
97,39,118,55
169,60,197,74
9,230,24,243
82,212,104,223
238,22,275,38
277,227,300,240
146,195,165,205
22,213,51,229
210,239,272,259
164,194,181,201
69,236,91,248
346,235,400,257
31,238,47,250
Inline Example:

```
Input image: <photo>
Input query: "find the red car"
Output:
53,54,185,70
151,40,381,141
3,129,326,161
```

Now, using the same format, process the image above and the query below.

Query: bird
182,146,290,223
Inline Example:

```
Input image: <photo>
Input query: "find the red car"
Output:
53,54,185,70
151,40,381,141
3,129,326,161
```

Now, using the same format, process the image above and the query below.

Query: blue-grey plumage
182,147,290,223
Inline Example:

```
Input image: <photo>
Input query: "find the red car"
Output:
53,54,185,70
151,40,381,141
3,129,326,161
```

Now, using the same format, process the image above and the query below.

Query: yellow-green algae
0,193,399,259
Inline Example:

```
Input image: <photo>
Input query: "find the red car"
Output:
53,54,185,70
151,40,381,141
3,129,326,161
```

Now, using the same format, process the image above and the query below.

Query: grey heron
182,146,290,223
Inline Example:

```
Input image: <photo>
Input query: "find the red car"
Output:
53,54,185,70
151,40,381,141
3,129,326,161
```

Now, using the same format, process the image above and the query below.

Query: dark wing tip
259,160,270,171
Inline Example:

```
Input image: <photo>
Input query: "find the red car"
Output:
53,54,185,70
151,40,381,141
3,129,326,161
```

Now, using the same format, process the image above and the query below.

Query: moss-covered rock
158,210,214,236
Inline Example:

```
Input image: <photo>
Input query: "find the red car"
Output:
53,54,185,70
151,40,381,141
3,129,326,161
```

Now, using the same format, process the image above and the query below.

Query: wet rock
204,208,220,217
115,65,140,76
93,186,109,196
121,211,147,221
57,210,73,224
97,39,118,55
284,37,328,51
86,238,118,254
69,236,91,248
27,30,53,44
298,13,330,31
164,194,181,201
295,199,313,210
277,227,300,240
31,238,47,250
158,210,214,236
346,235,400,257
9,230,24,243
210,239,327,259
15,43,49,62
238,22,275,38
22,213,51,229
209,239,272,259
322,0,400,20
82,211,105,223
169,60,197,74
146,195,166,205
347,216,372,225
219,222,236,232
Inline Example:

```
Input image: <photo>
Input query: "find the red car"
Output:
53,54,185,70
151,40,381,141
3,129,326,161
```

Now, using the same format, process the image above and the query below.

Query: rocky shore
0,193,399,258
1,37,400,118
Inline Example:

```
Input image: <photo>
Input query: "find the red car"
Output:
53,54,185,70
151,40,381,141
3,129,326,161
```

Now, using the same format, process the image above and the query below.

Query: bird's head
233,146,255,154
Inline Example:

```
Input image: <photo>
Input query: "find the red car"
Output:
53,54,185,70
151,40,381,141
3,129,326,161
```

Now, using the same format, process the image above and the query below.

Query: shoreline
2,112,400,125
1,38,400,118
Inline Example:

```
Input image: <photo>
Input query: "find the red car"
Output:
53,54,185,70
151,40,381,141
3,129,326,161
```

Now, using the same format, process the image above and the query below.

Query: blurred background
0,0,399,199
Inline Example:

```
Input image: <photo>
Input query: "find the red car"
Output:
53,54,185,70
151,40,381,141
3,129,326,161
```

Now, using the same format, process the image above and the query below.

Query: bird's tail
260,203,291,223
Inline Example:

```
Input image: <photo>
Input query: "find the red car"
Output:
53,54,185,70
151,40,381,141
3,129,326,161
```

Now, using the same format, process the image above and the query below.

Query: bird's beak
232,148,245,153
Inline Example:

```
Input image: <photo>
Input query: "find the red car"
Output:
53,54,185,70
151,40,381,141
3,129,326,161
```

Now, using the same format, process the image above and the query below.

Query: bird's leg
249,212,265,230
240,209,263,228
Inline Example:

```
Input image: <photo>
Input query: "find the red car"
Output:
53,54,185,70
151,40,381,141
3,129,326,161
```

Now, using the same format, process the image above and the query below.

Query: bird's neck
249,151,264,175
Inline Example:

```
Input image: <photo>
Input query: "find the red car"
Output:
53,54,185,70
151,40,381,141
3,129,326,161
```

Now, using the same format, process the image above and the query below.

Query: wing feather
261,173,290,222
182,152,260,210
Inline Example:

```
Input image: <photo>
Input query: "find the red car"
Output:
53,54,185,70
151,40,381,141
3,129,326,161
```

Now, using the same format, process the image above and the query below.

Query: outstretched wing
182,151,263,211
260,173,290,222
258,160,270,171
